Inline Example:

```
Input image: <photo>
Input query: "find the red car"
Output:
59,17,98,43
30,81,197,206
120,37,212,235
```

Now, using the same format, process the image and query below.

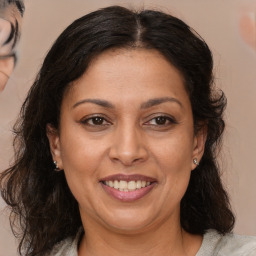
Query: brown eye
146,116,176,126
81,115,111,126
90,117,104,125
155,116,168,125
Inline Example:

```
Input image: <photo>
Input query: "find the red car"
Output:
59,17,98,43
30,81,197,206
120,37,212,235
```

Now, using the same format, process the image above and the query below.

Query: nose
108,124,149,166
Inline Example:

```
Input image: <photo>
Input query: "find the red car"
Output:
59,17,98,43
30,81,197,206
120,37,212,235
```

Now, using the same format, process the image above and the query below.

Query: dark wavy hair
0,5,235,256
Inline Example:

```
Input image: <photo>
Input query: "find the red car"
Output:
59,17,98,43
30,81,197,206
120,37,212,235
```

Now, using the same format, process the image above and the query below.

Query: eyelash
80,114,177,128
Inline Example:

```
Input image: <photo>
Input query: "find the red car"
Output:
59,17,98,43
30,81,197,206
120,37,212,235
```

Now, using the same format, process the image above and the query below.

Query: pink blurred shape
239,12,256,51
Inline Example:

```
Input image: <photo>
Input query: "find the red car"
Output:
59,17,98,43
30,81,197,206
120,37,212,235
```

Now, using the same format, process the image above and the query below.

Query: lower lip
101,183,156,202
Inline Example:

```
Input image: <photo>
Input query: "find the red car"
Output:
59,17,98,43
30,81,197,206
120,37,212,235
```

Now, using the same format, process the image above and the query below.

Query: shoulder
47,230,83,256
47,237,76,256
197,229,256,256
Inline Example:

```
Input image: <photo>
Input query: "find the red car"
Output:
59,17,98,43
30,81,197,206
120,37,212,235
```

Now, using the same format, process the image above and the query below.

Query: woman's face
48,48,206,233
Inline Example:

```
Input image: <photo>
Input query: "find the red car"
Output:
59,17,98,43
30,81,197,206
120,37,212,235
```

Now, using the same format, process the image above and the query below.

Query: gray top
48,229,256,256
196,230,256,256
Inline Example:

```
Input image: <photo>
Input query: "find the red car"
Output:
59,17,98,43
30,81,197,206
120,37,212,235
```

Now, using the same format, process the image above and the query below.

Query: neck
78,214,202,256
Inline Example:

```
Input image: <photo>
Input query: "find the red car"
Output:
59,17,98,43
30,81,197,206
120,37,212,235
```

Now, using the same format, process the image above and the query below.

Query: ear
191,125,207,170
46,124,63,170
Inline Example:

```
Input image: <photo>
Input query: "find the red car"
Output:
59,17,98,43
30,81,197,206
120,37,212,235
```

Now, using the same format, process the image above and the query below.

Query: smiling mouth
102,180,152,191
100,174,157,201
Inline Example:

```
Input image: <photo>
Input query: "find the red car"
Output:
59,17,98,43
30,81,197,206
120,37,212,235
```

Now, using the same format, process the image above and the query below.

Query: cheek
59,125,107,194
59,135,107,209
153,131,194,171
61,137,103,177
151,132,193,198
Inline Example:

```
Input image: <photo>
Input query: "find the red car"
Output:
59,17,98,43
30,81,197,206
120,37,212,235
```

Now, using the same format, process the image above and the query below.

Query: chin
100,209,159,234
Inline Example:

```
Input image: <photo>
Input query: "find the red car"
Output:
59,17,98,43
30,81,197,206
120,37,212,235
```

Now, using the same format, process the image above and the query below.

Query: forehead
65,48,190,108
86,48,184,87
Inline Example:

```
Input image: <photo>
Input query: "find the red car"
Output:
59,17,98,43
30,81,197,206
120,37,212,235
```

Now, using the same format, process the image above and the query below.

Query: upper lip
100,174,157,182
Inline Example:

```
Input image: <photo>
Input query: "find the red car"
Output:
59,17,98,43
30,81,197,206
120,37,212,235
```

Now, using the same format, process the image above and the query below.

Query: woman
1,5,255,256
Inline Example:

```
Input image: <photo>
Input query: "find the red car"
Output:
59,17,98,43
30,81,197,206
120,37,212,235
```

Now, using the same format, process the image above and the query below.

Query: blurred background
0,0,255,255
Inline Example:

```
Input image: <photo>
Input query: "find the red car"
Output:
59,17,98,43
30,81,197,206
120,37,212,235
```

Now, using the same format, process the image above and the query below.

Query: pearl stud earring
53,160,60,171
193,158,199,166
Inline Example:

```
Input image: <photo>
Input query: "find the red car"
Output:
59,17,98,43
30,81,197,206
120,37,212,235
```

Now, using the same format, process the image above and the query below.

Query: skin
0,3,22,92
47,48,207,256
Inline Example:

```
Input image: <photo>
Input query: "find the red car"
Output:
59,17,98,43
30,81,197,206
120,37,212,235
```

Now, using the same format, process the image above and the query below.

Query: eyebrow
140,97,183,109
72,97,182,109
72,99,114,109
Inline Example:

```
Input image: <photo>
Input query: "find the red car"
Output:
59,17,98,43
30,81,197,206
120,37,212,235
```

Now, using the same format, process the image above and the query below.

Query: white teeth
136,180,142,189
104,180,152,191
108,180,114,188
119,180,128,190
128,181,136,191
114,180,119,189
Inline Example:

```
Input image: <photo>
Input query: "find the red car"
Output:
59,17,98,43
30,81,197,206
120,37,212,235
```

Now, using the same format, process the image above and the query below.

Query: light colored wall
0,0,255,255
